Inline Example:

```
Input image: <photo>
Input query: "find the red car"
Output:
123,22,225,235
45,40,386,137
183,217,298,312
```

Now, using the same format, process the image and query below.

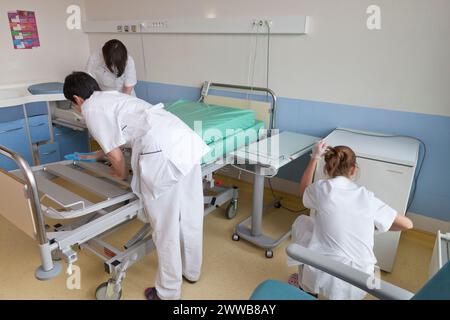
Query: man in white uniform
63,72,209,300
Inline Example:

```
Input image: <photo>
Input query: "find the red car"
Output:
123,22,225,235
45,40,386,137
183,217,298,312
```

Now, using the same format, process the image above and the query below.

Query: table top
231,131,319,170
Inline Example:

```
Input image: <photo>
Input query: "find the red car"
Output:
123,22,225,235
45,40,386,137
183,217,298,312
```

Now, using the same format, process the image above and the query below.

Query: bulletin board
7,10,40,49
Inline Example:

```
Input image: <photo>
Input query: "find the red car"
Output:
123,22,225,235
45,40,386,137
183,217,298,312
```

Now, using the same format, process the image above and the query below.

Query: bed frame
0,82,277,299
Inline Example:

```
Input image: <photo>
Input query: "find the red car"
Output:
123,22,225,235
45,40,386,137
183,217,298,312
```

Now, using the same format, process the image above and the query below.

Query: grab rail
208,82,278,130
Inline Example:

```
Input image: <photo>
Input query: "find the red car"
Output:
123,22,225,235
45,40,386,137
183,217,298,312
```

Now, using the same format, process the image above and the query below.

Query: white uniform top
291,176,397,299
86,50,137,94
81,91,209,200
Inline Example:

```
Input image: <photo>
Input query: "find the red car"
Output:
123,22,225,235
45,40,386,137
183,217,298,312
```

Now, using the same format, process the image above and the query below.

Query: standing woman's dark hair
102,39,128,78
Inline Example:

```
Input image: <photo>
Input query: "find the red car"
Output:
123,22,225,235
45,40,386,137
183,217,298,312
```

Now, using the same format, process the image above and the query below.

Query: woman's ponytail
323,146,356,178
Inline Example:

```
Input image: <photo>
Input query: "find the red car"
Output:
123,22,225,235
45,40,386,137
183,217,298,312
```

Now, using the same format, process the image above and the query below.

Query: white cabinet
313,129,419,272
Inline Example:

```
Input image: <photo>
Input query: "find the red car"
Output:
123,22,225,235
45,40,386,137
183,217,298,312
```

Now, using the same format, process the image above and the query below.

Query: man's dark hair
102,39,128,78
63,71,101,103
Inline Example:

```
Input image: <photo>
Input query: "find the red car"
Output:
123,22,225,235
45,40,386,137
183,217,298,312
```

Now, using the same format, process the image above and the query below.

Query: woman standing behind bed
86,39,137,95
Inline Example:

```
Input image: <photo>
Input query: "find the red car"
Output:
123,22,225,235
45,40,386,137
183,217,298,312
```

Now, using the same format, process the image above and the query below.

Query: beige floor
0,175,436,300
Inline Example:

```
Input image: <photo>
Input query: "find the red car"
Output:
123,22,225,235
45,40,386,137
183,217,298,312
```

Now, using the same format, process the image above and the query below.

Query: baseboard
217,166,449,235
406,212,450,234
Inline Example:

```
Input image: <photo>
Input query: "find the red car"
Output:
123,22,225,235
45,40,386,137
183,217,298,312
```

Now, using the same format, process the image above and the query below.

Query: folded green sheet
202,120,265,164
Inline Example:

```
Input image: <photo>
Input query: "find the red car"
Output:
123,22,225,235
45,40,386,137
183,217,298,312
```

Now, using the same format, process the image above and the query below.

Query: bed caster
226,199,238,219
265,250,274,259
95,281,122,300
232,233,240,241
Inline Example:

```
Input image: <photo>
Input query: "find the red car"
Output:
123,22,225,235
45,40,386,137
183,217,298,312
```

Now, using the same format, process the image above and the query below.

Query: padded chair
250,243,450,300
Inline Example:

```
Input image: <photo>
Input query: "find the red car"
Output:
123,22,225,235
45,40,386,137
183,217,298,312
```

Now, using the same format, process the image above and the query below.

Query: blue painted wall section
135,80,450,221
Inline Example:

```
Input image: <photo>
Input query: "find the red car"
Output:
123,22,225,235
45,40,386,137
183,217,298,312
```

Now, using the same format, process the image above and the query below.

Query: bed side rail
0,145,61,279
0,146,45,242
286,243,415,300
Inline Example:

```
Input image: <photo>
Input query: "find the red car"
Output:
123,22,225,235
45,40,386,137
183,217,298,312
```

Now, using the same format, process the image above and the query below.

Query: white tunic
82,91,209,299
81,91,209,200
290,176,397,300
86,50,137,94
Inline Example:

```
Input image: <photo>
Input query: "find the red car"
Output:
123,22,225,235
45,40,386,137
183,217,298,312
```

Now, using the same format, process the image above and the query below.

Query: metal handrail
0,145,47,245
208,82,278,130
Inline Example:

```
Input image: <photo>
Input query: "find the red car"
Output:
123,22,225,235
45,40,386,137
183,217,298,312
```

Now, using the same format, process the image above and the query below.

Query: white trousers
141,163,204,300
290,215,370,300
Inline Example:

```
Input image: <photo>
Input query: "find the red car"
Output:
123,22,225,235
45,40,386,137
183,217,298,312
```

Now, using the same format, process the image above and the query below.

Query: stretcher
0,82,276,299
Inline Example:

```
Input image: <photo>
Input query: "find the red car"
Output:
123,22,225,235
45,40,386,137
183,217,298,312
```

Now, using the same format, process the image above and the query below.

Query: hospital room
0,0,449,307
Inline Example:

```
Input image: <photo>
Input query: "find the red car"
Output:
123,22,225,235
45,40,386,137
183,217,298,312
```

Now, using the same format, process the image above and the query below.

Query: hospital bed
0,82,278,299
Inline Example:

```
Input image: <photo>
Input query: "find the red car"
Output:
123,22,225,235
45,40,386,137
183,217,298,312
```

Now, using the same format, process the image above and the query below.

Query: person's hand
109,167,120,179
312,140,328,160
109,166,128,181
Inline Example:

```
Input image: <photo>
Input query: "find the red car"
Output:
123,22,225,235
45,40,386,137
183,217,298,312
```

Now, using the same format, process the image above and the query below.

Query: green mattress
166,100,258,144
202,120,265,164
165,99,265,164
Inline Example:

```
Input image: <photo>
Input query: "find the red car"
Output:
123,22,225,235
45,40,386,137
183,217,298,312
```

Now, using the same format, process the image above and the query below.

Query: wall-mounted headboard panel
83,16,310,35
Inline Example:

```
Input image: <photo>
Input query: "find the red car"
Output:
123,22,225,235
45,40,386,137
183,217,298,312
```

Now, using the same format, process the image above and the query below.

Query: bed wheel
265,250,274,259
232,233,240,241
95,281,122,300
226,199,238,219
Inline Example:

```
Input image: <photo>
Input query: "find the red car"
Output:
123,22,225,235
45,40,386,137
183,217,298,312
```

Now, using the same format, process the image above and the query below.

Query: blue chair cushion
28,82,63,95
412,261,450,300
250,280,316,300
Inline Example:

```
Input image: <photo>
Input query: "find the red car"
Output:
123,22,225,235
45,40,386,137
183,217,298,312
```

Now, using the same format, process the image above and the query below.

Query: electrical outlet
149,21,168,28
265,20,273,28
253,19,264,27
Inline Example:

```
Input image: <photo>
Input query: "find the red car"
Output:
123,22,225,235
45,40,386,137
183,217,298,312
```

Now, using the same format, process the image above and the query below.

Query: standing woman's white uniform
289,142,413,300
86,39,137,95
63,72,209,300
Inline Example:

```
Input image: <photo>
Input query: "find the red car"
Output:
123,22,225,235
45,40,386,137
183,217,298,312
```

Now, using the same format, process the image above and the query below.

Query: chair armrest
286,243,414,300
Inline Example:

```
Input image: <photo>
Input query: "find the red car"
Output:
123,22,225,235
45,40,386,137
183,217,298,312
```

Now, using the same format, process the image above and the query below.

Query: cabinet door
38,143,60,164
0,105,24,123
0,119,33,170
28,115,50,143
54,125,89,160
355,157,415,272
26,102,48,117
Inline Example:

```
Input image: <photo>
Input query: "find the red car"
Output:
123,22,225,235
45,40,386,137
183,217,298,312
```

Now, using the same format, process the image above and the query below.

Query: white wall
84,0,450,117
0,0,90,85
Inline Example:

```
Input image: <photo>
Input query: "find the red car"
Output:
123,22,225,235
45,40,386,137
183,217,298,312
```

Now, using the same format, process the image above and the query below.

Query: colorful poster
8,10,40,49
